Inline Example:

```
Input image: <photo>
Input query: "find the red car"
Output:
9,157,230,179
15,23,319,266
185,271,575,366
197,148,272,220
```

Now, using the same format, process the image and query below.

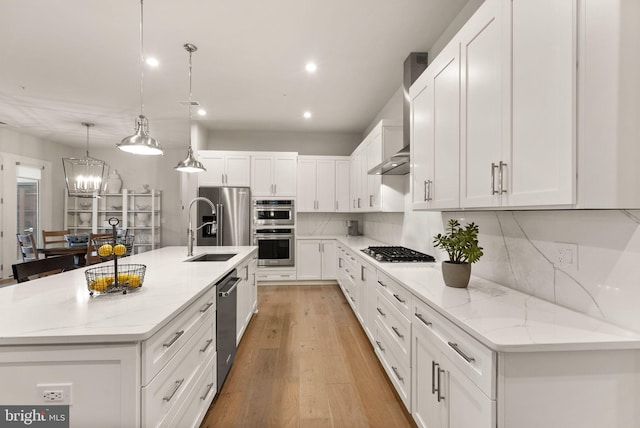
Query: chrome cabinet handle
245,265,249,281
393,293,406,304
199,338,214,353
391,326,404,339
200,302,214,313
369,195,373,207
491,162,499,195
432,361,438,394
163,330,184,348
274,184,277,194
357,198,361,208
221,173,225,184
424,180,428,201
200,383,215,401
426,179,433,201
376,307,386,317
353,199,356,208
415,313,433,327
448,341,475,363
350,296,355,303
360,265,365,281
436,367,445,402
163,378,185,402
376,340,385,352
499,161,507,194
391,366,404,383
338,258,343,268
377,280,387,288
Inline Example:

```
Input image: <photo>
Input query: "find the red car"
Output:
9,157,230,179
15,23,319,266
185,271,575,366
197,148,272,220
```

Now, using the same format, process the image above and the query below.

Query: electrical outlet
37,383,72,405
555,242,578,273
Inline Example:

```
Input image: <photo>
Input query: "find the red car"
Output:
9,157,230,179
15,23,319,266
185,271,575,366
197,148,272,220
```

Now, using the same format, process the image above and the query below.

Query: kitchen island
0,246,257,428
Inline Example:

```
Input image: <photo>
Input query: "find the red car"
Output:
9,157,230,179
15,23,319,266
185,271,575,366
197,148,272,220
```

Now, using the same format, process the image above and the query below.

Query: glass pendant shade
118,114,163,155
175,146,206,173
63,123,109,198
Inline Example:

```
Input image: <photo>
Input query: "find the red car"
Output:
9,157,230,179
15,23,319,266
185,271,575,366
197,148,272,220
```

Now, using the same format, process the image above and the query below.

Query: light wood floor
201,284,416,428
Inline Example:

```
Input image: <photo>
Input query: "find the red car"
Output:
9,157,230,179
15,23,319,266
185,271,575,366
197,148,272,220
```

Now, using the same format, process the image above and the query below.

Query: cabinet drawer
375,290,411,366
143,288,216,384
376,270,412,318
256,268,296,281
413,297,496,399
167,352,217,428
142,307,216,428
374,319,410,410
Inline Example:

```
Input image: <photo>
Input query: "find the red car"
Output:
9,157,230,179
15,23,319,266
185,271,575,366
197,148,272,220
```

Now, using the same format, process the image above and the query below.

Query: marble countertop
0,246,257,346
330,236,640,352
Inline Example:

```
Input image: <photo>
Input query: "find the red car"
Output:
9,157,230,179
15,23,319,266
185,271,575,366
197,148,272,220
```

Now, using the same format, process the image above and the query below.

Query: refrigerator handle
216,204,224,246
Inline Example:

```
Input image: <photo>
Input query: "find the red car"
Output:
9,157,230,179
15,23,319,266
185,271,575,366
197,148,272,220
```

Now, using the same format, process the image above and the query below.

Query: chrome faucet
187,197,216,257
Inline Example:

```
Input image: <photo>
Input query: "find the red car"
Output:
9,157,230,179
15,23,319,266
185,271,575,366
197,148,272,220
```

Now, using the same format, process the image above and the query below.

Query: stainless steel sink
187,253,237,262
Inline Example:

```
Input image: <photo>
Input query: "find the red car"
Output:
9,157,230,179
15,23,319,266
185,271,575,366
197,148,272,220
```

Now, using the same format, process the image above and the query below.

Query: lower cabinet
236,254,258,344
296,239,337,280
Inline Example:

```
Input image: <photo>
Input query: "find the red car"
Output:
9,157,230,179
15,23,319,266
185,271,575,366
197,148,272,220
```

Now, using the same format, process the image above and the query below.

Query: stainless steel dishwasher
216,269,241,392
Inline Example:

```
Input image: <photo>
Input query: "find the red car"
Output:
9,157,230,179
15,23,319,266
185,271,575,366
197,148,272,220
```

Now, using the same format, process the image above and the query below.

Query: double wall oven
253,199,295,267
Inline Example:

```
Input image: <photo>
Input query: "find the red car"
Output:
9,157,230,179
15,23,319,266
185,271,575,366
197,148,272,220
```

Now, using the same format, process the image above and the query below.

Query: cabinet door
411,69,435,210
366,132,382,210
296,240,322,280
320,240,337,279
225,154,251,187
335,160,350,212
508,0,575,206
443,353,495,428
297,159,318,212
251,156,274,196
248,256,258,315
358,151,368,211
460,0,509,208
412,323,443,428
316,160,336,212
349,155,358,211
432,42,461,209
273,155,297,196
199,154,225,187
236,262,249,344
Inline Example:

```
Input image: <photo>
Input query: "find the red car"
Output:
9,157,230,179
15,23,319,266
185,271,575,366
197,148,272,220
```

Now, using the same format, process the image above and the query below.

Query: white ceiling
0,0,468,149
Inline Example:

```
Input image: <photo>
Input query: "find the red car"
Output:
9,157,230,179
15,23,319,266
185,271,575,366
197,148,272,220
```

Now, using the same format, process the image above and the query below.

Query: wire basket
85,263,146,295
92,235,135,261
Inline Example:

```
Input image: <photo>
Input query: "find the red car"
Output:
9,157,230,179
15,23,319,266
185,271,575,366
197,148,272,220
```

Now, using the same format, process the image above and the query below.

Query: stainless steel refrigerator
197,187,252,246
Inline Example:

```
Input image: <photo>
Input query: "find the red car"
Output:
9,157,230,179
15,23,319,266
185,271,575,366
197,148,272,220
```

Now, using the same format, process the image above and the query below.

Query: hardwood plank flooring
201,284,416,428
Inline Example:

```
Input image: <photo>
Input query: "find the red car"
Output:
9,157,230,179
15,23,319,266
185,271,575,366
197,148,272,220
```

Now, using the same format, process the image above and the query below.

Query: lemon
117,273,129,283
91,277,109,292
104,276,115,285
128,274,141,287
98,244,113,257
113,244,127,256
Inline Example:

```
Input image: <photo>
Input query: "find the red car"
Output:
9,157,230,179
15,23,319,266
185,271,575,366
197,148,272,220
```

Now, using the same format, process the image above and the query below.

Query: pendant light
62,123,109,198
117,0,163,156
175,43,206,173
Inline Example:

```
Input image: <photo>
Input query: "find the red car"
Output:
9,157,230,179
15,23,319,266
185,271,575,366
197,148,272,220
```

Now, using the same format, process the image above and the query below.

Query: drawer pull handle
163,378,185,402
376,340,385,352
448,341,475,363
376,307,386,317
200,302,214,313
349,275,355,280
345,268,350,274
432,361,438,394
377,280,387,288
391,366,404,383
199,338,214,353
350,296,355,303
391,326,404,339
163,330,185,348
437,367,445,402
200,382,215,401
415,313,433,327
393,293,406,304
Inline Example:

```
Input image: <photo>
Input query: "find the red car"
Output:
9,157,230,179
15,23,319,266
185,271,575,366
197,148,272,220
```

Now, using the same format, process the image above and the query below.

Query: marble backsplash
363,209,640,334
296,212,365,237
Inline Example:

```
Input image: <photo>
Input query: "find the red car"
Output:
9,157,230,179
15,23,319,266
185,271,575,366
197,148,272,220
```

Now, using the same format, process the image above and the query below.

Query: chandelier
62,122,109,197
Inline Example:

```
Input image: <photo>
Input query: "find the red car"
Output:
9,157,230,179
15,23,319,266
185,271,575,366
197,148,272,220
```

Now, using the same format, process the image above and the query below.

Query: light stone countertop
0,246,257,346
312,235,640,352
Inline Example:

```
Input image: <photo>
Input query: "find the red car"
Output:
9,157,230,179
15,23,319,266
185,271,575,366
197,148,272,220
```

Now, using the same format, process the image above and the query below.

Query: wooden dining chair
42,230,69,249
86,233,113,266
16,233,40,261
11,254,77,283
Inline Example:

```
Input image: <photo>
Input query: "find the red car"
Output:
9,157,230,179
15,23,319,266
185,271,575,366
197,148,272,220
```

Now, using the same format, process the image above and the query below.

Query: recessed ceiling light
305,62,317,73
197,109,207,116
303,111,312,119
146,57,159,67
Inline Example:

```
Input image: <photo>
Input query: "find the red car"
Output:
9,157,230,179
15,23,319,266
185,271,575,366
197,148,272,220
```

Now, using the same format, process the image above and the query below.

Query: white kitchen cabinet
297,156,349,212
296,239,336,280
236,254,258,344
411,39,461,210
198,150,251,187
251,152,297,197
349,146,366,211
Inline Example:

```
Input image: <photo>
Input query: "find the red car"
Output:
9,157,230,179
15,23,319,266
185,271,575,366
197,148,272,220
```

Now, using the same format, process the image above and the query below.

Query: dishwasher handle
219,277,241,298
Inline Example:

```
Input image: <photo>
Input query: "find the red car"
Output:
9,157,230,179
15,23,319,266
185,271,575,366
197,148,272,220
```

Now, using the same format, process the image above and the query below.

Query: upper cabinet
198,151,251,187
297,156,350,212
350,120,405,213
251,153,297,197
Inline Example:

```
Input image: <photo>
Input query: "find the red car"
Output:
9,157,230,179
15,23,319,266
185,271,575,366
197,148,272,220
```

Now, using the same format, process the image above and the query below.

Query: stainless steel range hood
368,52,428,176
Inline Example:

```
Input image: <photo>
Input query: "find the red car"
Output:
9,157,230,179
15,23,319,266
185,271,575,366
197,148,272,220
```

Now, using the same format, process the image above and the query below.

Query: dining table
41,245,88,266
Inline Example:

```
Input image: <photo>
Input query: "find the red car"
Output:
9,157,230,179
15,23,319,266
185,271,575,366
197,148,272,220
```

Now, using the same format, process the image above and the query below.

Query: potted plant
433,219,483,288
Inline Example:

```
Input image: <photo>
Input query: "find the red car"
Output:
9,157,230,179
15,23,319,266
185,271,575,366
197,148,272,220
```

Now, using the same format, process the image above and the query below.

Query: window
16,164,42,246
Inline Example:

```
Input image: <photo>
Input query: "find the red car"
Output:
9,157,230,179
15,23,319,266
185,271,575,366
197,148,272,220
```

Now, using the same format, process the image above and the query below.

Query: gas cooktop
361,246,435,263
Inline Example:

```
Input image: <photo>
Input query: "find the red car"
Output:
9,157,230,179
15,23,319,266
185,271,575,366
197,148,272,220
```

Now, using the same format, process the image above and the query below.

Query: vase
441,261,472,288
106,170,123,194
79,212,92,226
